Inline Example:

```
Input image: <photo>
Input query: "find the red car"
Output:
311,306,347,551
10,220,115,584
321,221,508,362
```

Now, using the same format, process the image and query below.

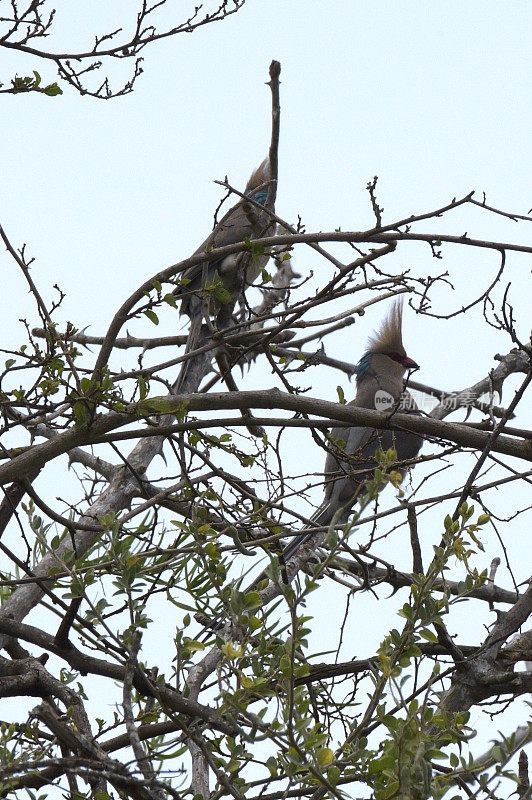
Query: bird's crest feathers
366,298,406,357
245,158,271,194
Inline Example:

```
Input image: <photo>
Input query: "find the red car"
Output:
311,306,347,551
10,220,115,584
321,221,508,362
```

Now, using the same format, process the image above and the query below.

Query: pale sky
2,1,530,353
1,0,531,792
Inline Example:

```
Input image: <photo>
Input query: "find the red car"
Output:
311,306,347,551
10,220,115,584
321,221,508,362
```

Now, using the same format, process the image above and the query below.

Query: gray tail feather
279,499,338,562
173,312,203,395
196,498,348,639
281,483,369,562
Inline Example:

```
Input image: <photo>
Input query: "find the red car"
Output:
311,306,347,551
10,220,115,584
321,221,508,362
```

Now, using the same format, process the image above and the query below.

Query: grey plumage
175,158,275,392
197,300,422,637
178,158,274,321
283,299,422,558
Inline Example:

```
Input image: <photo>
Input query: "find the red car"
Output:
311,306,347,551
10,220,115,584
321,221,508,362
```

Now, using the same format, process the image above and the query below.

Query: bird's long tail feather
173,312,204,395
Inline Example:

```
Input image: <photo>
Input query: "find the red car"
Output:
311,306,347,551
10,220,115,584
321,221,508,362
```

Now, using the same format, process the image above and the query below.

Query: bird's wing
177,199,272,314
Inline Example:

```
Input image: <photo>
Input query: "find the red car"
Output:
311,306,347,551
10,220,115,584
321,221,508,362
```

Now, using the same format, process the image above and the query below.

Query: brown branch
440,578,532,716
31,327,188,350
87,225,531,385
324,553,518,606
0,616,239,736
3,376,531,490
123,631,164,798
267,60,280,210
296,644,482,684
0,468,40,540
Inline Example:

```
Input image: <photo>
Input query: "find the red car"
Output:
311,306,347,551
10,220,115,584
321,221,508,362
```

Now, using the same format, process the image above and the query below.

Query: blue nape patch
355,352,372,380
248,187,268,206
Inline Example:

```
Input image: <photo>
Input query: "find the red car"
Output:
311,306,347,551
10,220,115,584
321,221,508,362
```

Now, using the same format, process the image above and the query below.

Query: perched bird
196,299,422,637
283,298,422,558
174,159,275,391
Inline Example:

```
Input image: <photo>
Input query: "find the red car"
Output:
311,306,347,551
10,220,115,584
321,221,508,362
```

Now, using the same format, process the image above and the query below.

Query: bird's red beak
402,356,419,371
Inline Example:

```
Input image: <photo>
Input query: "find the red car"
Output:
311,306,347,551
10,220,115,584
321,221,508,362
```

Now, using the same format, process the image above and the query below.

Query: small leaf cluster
8,71,62,96
70,370,125,425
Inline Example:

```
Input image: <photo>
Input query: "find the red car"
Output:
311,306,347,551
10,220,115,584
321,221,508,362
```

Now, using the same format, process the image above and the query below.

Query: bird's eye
387,353,403,364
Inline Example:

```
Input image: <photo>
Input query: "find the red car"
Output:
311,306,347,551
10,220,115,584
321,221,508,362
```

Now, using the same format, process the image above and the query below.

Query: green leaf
244,237,266,261
137,376,149,401
266,757,278,776
140,397,186,415
185,641,206,652
243,591,262,611
144,309,159,325
459,502,469,518
426,748,447,759
213,285,232,304
490,745,506,763
33,71,41,87
221,641,243,660
80,377,95,393
163,293,177,307
328,765,340,785
336,385,345,404
317,747,334,766
72,401,90,426
44,82,63,96
419,628,438,643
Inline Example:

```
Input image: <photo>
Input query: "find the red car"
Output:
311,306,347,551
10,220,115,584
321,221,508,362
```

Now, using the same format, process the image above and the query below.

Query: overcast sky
1,0,531,785
2,0,530,547
2,1,530,355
